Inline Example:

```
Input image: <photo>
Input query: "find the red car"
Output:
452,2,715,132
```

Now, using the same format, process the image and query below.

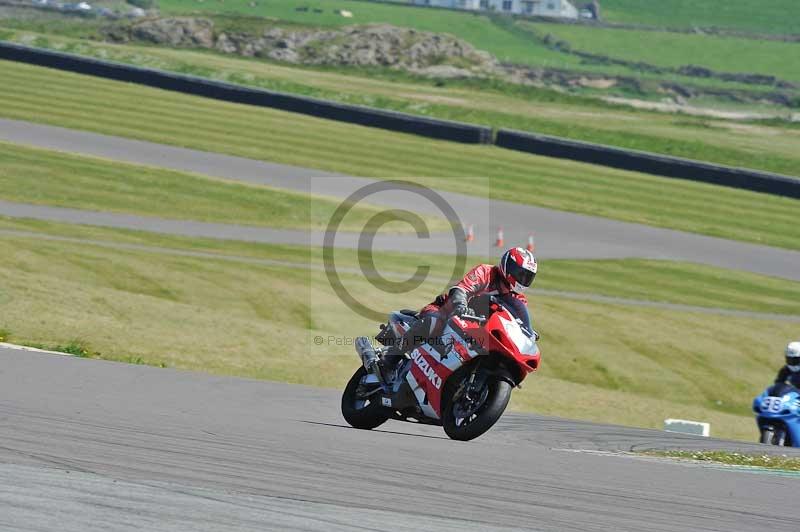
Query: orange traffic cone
465,224,475,242
526,233,535,253
495,227,504,248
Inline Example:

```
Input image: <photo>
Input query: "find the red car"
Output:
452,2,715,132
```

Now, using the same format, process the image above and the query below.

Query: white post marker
664,418,711,437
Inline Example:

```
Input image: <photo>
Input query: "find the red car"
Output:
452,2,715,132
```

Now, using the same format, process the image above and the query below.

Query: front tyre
760,426,775,445
341,367,390,430
443,374,512,441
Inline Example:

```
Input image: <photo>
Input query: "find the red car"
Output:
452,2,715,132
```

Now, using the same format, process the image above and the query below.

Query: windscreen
498,294,533,334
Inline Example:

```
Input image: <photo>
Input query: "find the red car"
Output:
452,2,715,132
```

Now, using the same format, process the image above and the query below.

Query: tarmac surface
1,346,799,532
2,118,800,280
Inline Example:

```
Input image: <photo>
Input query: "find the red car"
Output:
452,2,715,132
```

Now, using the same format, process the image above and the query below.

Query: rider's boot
380,347,404,383
379,317,428,382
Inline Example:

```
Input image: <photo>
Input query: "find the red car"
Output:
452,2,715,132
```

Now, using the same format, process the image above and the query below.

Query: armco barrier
496,129,800,199
0,42,492,144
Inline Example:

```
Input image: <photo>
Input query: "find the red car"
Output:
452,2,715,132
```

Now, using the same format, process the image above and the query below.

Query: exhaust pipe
355,336,384,382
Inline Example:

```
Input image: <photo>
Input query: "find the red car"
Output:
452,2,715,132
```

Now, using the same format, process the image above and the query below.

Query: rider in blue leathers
774,342,800,387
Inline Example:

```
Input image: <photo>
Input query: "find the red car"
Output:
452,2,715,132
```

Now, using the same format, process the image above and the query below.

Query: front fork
455,361,486,404
774,427,787,446
760,423,787,446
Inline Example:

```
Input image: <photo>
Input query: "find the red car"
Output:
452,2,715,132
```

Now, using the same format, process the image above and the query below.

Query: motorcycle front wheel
341,366,391,430
442,371,512,441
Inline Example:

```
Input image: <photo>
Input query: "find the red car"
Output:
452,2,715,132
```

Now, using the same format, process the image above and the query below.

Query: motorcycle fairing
387,304,540,422
453,309,541,375
388,311,416,338
752,385,800,447
404,323,486,419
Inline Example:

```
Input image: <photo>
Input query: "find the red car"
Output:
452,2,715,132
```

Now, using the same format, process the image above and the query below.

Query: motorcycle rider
774,341,800,387
381,247,537,374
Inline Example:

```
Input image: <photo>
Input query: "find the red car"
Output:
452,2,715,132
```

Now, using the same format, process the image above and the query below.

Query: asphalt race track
1,346,798,532
3,118,800,281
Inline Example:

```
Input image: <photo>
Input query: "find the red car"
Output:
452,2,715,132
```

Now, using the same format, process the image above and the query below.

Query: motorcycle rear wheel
341,366,391,430
442,372,512,441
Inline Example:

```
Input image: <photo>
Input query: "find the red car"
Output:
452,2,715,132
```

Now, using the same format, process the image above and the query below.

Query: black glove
448,287,468,317
452,302,468,317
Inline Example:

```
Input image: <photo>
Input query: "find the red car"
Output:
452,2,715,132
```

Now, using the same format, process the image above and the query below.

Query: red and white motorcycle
341,296,541,441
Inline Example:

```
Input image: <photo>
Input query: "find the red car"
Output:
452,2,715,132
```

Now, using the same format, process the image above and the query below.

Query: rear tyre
760,426,775,445
443,373,512,441
341,367,390,430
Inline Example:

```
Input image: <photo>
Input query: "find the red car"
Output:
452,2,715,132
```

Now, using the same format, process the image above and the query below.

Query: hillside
533,21,800,84
146,1,800,112
4,17,800,169
599,0,800,35
3,0,798,116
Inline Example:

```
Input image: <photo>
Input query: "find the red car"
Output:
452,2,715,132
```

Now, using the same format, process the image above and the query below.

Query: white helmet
786,342,800,372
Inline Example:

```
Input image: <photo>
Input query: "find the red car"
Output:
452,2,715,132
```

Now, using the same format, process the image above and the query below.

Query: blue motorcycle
752,383,800,446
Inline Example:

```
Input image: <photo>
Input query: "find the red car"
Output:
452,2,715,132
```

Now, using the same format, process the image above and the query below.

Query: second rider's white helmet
786,342,800,372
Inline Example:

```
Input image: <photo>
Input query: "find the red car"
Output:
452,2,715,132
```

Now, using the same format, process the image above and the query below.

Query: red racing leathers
421,263,528,317
391,263,531,359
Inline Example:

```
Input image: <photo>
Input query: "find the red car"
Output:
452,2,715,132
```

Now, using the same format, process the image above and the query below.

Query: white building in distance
412,0,579,19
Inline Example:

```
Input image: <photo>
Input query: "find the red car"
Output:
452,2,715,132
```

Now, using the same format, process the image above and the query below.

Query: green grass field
157,0,800,56
374,0,800,35
152,0,800,91
598,0,800,35
8,30,800,172
536,22,800,83
3,60,799,251
5,216,800,316
8,11,794,100
158,0,575,66
0,141,449,232
5,2,800,208
2,216,798,441
6,0,799,116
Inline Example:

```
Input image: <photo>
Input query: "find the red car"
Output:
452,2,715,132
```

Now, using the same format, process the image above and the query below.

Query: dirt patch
397,93,469,105
577,77,617,89
602,97,799,121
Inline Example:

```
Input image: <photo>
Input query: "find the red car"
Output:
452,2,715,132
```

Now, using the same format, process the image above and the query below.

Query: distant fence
0,42,492,144
2,41,799,199
496,129,800,199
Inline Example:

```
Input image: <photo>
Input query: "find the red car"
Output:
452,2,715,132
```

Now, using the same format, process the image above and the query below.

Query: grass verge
0,140,450,232
642,450,800,471
4,216,800,315
2,60,799,250
20,339,92,357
